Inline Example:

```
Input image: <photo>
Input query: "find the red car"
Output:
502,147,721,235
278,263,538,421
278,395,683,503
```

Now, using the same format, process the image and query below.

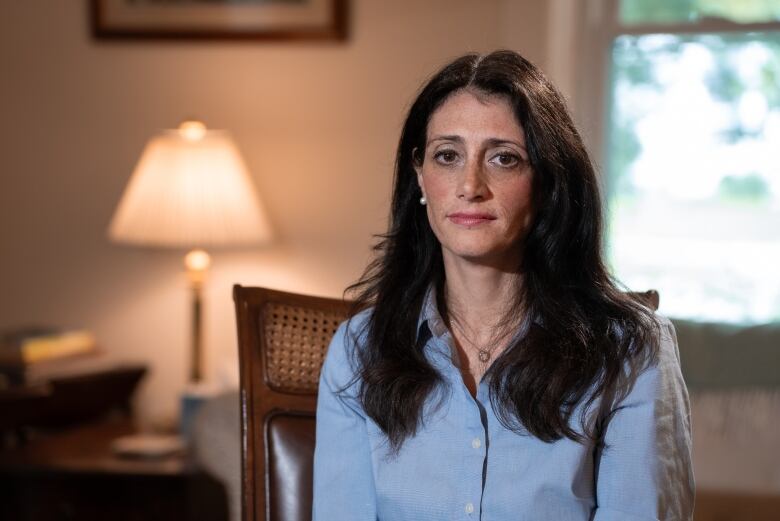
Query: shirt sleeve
312,319,378,521
593,317,695,521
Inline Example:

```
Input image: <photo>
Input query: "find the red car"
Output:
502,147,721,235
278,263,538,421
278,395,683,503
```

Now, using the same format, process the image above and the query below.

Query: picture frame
90,0,348,41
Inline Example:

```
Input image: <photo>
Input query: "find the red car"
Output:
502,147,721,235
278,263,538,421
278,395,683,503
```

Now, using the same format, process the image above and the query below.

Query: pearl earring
419,196,427,205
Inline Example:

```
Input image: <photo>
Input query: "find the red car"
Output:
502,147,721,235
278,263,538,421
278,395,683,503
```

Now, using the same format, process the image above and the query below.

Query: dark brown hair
346,50,659,451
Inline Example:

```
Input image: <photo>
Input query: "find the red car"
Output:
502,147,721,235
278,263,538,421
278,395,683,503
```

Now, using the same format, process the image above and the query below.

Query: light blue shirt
313,292,694,520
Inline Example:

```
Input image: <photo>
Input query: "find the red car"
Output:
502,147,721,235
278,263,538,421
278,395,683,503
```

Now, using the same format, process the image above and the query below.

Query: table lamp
108,120,272,384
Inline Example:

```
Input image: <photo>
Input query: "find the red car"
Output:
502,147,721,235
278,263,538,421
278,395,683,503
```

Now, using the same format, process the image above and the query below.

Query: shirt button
465,502,474,514
471,438,481,449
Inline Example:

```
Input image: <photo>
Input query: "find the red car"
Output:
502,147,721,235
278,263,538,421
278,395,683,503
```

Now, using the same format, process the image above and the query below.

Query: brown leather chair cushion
266,412,316,521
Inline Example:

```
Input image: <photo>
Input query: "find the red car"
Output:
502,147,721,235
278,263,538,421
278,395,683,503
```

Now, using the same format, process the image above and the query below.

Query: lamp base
179,381,219,442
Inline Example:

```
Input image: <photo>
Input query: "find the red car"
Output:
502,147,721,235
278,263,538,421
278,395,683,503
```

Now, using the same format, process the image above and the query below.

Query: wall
0,0,551,426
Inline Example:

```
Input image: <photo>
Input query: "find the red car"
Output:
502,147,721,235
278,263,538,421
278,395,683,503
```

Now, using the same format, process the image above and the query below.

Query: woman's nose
457,160,488,201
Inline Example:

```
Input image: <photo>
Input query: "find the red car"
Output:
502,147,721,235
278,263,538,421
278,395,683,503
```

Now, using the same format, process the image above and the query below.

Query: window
598,0,780,324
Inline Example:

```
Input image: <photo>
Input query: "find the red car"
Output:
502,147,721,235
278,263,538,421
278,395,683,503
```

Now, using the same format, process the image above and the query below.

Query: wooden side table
0,417,229,521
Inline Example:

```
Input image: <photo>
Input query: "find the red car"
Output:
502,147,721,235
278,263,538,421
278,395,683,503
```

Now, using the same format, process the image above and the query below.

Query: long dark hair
346,50,659,451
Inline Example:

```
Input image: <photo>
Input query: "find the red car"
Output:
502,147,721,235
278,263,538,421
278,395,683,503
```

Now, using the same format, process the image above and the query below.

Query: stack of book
0,327,147,432
0,327,99,389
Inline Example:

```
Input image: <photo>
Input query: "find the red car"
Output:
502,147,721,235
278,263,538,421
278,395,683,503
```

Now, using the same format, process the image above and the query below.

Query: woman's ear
412,147,424,191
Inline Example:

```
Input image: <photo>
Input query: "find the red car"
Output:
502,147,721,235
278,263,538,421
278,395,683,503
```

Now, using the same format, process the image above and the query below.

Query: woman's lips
447,212,496,226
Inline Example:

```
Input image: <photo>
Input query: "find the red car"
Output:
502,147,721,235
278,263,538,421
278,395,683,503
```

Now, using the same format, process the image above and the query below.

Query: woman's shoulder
616,311,679,366
648,313,681,367
331,307,373,355
320,307,374,390
617,313,686,408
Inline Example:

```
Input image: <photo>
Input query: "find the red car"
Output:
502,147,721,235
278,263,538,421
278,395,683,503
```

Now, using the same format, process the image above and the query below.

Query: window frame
571,0,780,323
576,0,780,173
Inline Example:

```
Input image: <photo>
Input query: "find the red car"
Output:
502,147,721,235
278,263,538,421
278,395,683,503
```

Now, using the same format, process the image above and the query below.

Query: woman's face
415,89,534,269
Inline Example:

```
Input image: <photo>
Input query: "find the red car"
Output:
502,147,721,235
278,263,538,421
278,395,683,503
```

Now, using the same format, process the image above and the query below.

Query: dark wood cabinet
0,419,228,521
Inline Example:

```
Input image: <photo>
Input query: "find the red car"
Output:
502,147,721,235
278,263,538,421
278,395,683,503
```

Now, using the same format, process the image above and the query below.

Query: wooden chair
634,289,659,312
233,285,659,521
233,285,351,521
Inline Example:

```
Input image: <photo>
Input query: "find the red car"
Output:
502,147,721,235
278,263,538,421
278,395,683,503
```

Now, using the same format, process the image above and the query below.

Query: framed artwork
90,0,348,41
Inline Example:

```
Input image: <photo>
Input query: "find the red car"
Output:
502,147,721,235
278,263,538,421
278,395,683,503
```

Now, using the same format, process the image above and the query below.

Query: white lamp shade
109,124,272,248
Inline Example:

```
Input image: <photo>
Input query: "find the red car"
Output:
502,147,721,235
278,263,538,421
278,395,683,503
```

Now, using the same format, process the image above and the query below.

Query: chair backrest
631,289,660,312
233,285,658,521
233,285,351,521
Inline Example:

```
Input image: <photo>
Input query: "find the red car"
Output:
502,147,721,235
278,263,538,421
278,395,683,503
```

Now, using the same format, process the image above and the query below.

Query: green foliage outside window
606,9,780,323
621,0,780,24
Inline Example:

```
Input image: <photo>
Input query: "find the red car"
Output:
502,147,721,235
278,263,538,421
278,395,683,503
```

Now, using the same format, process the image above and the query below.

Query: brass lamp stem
185,249,211,383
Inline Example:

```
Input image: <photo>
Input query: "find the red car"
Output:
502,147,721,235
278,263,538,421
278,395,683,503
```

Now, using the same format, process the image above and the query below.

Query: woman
313,50,694,520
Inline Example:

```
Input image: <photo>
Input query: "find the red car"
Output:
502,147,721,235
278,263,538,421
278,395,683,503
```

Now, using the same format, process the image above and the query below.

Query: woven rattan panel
261,302,348,394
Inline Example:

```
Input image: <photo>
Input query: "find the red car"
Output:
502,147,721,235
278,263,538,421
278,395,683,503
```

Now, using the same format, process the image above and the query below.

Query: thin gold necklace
450,320,504,364
477,348,492,363
442,287,519,365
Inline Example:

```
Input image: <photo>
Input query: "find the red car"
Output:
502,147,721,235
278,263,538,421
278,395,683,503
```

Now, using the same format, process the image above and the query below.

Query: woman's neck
441,254,523,342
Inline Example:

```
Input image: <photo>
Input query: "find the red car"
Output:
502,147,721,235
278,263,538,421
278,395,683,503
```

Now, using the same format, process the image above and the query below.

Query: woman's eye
491,152,522,168
433,150,459,164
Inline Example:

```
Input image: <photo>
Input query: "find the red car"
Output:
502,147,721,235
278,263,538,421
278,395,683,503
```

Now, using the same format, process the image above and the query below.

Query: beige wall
0,0,551,425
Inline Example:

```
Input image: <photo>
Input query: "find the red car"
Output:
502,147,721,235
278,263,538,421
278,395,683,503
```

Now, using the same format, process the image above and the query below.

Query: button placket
462,411,485,519
471,390,491,519
436,333,486,520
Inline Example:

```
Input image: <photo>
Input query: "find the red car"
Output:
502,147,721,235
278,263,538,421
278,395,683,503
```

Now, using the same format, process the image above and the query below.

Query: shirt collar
417,285,449,340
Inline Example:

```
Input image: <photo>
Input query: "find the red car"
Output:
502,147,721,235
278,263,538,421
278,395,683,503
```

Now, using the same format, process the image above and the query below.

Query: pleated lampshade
109,121,272,248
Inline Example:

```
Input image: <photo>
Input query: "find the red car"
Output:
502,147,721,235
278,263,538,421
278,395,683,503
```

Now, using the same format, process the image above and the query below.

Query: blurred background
0,1,778,520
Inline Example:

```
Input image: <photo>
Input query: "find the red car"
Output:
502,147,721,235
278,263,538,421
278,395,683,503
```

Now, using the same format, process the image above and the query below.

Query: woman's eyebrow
485,138,527,151
428,135,463,145
427,135,527,152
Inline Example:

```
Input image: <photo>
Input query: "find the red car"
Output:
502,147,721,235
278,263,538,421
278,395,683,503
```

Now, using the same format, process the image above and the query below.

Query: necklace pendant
478,349,491,363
